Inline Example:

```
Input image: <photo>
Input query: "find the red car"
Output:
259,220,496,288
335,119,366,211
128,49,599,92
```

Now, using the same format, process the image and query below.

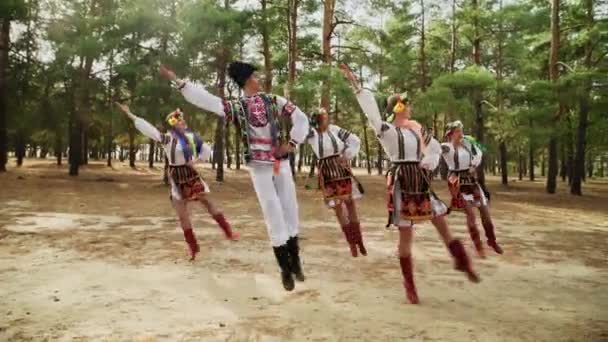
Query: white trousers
249,160,300,246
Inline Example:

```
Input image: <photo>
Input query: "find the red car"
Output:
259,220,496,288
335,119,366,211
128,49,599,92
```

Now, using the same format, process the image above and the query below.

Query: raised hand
115,102,136,121
159,64,178,82
339,63,361,92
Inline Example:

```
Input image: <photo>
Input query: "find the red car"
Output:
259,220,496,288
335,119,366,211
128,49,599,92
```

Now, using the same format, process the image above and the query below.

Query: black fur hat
227,61,257,88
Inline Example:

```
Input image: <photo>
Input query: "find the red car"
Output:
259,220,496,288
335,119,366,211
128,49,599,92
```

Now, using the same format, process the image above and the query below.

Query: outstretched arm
115,103,163,142
160,65,226,117
339,64,384,135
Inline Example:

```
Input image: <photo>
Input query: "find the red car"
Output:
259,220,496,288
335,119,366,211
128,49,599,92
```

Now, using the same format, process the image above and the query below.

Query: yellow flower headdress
166,108,184,127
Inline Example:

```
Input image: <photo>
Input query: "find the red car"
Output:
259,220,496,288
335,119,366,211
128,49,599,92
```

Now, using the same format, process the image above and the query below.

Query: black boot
273,245,295,291
287,236,305,282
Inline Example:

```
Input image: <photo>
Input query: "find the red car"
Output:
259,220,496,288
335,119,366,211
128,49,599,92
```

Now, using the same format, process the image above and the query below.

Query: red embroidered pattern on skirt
387,163,433,222
169,165,207,201
448,171,482,210
318,156,354,205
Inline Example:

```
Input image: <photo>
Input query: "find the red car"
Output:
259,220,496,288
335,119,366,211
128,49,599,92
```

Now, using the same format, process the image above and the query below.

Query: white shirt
179,82,310,164
307,124,360,160
354,89,441,170
441,140,482,171
134,117,211,166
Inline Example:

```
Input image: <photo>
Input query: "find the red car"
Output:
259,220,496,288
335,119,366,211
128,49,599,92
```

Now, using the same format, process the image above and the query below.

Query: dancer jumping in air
159,62,309,291
340,64,480,304
306,108,367,257
116,104,239,261
442,120,503,257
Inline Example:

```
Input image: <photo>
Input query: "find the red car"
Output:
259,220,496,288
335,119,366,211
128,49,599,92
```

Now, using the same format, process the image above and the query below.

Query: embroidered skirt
447,170,487,210
318,155,363,208
168,165,210,201
386,162,448,227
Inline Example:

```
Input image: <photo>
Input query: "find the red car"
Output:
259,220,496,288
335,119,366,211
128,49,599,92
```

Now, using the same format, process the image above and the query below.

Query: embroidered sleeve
337,127,352,141
420,126,433,146
222,99,238,125
441,144,451,154
134,117,162,142
160,133,171,145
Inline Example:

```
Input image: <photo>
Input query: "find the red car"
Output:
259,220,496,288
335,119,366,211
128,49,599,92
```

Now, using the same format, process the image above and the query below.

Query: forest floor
1,160,607,342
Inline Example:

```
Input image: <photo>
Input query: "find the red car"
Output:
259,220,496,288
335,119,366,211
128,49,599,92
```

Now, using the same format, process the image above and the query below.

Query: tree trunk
70,54,94,176
587,153,593,179
541,153,546,177
449,0,456,73
529,140,535,181
235,127,241,170
320,0,335,109
260,0,273,92
418,0,427,92
518,149,523,181
148,139,155,168
15,132,25,167
226,123,232,169
163,156,169,185
571,0,593,195
55,133,62,166
546,0,561,193
472,0,485,189
0,19,9,172
499,141,508,185
297,144,304,173
599,155,604,178
82,129,88,165
287,0,299,96
560,144,567,181
361,115,371,175
128,127,136,168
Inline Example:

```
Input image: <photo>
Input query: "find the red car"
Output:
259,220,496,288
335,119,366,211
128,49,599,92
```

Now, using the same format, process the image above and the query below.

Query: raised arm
333,125,361,160
116,103,163,142
276,96,310,147
339,64,384,135
160,65,226,117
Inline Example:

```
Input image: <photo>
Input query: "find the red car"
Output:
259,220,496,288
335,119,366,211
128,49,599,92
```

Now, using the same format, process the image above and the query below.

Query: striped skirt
447,170,486,209
386,162,448,227
318,155,363,208
168,165,209,201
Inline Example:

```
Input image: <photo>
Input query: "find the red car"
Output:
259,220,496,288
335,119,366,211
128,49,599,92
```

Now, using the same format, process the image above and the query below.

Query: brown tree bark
287,0,299,95
419,0,427,92
546,0,561,193
471,0,486,189
0,19,9,172
320,0,336,109
571,0,593,195
261,0,273,92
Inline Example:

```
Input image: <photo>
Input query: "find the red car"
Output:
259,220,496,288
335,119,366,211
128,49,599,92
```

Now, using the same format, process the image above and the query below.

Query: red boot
340,224,358,257
351,222,368,256
183,228,200,260
399,256,419,304
482,219,503,254
467,224,486,258
448,240,480,283
213,213,240,241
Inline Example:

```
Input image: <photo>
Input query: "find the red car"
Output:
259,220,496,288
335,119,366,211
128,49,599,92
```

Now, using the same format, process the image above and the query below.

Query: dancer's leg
479,204,503,254
335,202,358,257
249,165,294,291
398,226,418,304
464,204,485,257
345,199,367,256
198,195,239,240
174,198,199,260
432,215,480,283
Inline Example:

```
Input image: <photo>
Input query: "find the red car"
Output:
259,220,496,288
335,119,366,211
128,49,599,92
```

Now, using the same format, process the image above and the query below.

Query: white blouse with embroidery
306,124,360,160
179,81,309,165
133,117,211,166
354,89,441,170
441,140,482,171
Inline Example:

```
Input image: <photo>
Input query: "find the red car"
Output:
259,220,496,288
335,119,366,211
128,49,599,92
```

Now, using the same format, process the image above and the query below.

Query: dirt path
1,161,607,341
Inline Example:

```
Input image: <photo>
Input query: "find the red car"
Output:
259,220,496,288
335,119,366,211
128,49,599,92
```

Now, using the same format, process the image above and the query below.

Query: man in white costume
159,62,309,291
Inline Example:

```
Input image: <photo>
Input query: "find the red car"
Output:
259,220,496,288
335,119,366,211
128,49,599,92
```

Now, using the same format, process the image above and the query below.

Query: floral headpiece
445,120,464,136
166,108,184,127
385,92,409,122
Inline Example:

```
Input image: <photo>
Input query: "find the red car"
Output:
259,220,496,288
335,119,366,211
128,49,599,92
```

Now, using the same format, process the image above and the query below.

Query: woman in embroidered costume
116,104,239,261
159,62,309,292
340,64,479,304
306,108,367,257
442,120,503,257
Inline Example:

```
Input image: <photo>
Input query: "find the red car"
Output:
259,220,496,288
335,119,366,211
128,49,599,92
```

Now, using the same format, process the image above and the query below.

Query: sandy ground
1,160,607,342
